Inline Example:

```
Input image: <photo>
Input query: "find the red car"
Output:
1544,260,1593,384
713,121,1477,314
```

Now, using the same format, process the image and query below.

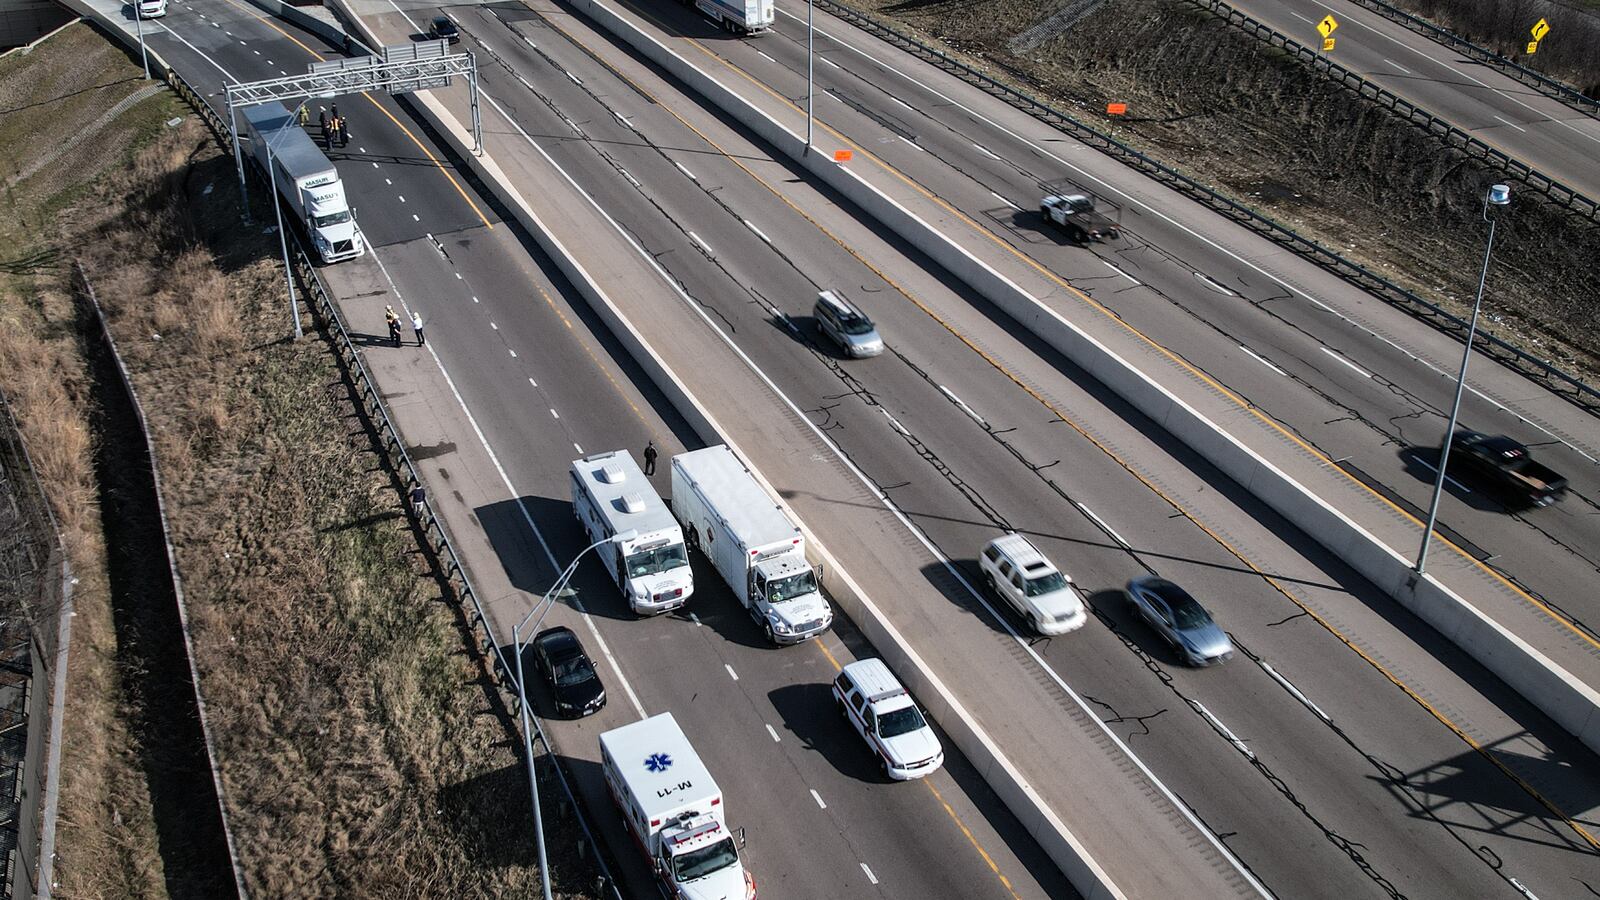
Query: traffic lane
664,5,1600,659
161,0,492,245
512,7,1600,877
353,228,1057,899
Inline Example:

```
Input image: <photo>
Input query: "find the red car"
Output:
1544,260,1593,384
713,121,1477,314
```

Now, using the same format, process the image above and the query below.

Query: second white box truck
671,445,832,645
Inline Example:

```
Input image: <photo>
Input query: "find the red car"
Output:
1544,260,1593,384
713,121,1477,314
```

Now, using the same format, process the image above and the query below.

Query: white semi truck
670,445,832,645
240,103,364,264
685,0,773,33
570,450,693,615
600,713,756,900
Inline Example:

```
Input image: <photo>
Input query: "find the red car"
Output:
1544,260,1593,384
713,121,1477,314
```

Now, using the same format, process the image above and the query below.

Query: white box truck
241,103,364,264
571,450,693,615
600,713,756,900
686,0,773,33
670,445,833,645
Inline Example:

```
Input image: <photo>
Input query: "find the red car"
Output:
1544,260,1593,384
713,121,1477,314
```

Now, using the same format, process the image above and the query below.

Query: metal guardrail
1194,0,1600,221
1343,0,1600,120
288,241,623,900
812,0,1600,417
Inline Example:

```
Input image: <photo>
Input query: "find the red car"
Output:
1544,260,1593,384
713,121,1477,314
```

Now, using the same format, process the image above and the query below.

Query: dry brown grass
3,23,591,899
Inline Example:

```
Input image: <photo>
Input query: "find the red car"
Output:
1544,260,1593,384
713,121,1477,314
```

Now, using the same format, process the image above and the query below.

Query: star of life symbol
645,752,673,773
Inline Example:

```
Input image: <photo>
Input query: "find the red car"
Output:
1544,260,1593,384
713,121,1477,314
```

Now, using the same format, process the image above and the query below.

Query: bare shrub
1401,0,1600,94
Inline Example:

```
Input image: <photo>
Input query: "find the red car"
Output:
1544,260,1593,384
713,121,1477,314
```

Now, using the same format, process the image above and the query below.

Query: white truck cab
671,445,832,645
571,451,692,614
600,713,756,900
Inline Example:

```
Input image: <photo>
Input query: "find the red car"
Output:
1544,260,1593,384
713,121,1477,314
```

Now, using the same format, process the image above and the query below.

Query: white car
832,659,943,781
979,533,1086,635
137,0,167,18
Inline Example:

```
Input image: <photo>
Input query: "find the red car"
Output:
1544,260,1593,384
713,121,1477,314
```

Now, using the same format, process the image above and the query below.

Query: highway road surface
100,0,1600,896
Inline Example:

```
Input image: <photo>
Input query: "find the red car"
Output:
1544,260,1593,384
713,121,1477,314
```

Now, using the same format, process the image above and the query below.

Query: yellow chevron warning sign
1531,18,1550,41
1318,15,1338,38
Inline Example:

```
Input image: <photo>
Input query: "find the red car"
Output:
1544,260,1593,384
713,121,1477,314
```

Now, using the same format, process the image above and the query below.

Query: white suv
832,659,943,781
979,534,1086,635
137,0,167,18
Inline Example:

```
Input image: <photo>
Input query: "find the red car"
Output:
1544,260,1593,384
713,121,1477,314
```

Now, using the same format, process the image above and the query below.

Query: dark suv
430,16,460,44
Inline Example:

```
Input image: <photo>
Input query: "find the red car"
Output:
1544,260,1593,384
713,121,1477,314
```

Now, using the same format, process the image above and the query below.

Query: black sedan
529,626,606,717
429,16,460,44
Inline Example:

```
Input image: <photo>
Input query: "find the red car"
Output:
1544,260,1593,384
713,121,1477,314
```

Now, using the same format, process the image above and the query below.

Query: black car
530,626,606,717
430,16,460,44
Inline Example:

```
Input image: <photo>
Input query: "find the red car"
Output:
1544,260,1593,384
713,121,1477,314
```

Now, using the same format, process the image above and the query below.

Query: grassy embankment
1,22,586,897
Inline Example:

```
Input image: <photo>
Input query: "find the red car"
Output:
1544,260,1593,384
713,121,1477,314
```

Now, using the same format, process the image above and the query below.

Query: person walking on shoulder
642,441,658,476
411,310,425,346
385,305,402,347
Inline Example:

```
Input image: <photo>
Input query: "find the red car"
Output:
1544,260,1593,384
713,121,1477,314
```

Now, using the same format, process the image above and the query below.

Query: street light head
1487,184,1511,206
611,529,639,543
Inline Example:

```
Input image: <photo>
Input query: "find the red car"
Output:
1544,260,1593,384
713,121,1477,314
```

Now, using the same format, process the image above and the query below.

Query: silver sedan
1125,577,1234,667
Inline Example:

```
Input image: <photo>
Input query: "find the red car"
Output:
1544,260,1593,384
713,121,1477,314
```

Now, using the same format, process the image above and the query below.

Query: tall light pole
512,529,636,900
805,0,814,154
261,95,333,341
133,4,150,80
1415,183,1511,575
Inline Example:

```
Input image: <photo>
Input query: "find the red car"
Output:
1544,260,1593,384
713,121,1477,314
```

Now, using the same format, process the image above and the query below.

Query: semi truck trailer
240,103,364,264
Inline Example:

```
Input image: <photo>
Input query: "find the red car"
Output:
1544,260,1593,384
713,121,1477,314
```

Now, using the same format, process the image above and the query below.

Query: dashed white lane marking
766,724,781,743
938,385,987,428
454,272,462,280
1195,701,1254,760
1493,114,1528,133
881,409,909,436
385,178,392,185
860,863,878,885
1101,260,1140,285
528,376,537,387
820,56,840,69
1320,346,1373,378
621,168,641,188
473,296,481,303
252,49,259,55
757,49,775,62
675,161,696,181
972,142,1001,161
1288,10,1312,23
1075,501,1129,548
372,162,380,168
900,136,924,151
1383,58,1411,74
549,408,559,419
508,348,517,358
279,70,287,76
745,220,773,243
690,232,713,254
724,663,739,681
523,35,536,49
890,96,914,111
398,194,406,203
567,70,583,86
810,789,827,808
574,443,583,454
1238,345,1288,377
1193,271,1237,296
612,110,630,128
1260,661,1331,722
990,191,1021,211
211,21,218,26
689,612,702,626
490,322,499,330
412,214,419,222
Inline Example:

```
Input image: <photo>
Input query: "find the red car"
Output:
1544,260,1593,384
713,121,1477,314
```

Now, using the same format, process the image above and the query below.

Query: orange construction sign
833,149,853,162
1106,102,1127,115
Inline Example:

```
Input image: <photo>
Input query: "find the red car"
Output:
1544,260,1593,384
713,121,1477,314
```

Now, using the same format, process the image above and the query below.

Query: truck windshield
626,543,688,578
671,836,740,882
766,571,817,602
313,209,352,227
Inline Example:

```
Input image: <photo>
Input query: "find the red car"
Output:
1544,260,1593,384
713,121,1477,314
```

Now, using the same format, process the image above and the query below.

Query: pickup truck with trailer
1039,192,1121,244
240,103,364,264
670,445,833,645
571,451,693,614
1448,432,1568,508
600,713,756,900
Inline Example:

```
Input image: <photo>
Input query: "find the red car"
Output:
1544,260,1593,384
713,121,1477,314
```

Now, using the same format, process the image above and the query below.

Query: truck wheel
686,526,699,552
1039,205,1051,219
1071,226,1086,244
763,620,776,644
1108,228,1121,240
